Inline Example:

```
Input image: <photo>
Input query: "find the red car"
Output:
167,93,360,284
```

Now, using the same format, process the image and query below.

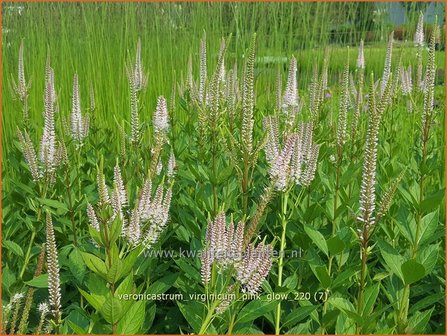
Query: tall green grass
2,2,445,164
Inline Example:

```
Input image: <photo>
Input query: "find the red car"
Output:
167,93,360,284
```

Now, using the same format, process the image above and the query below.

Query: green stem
275,190,289,335
65,165,77,246
199,300,220,334
398,142,426,331
241,162,250,216
19,230,36,280
227,312,237,335
356,239,369,333
212,126,218,216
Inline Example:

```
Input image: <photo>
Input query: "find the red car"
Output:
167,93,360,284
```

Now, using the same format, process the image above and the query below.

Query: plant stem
398,140,427,331
212,126,218,216
241,162,250,216
275,190,289,335
65,165,77,246
199,300,220,334
227,311,237,335
19,230,36,280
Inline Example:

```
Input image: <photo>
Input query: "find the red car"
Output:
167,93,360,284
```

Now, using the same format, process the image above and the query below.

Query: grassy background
1,3,445,334
2,2,445,159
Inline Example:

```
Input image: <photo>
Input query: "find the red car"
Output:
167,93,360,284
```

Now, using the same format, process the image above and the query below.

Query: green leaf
401,259,425,285
420,189,445,213
283,273,298,290
329,297,363,325
177,301,203,333
327,236,345,255
174,258,201,282
78,288,106,311
38,198,69,214
406,308,434,333
115,273,134,296
81,252,107,278
147,273,178,295
417,243,439,274
313,266,331,288
65,310,90,334
236,298,278,324
304,224,328,256
116,300,145,334
89,226,103,246
108,216,123,246
68,248,86,283
25,274,48,288
418,211,439,246
283,304,318,328
106,258,123,284
121,247,141,276
67,321,87,334
377,240,404,281
361,283,380,317
2,267,16,291
3,240,24,257
285,320,312,334
101,296,123,324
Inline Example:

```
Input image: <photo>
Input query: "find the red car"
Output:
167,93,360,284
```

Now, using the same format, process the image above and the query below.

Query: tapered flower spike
139,182,172,249
204,212,248,270
127,206,141,246
357,40,365,69
336,53,350,149
153,96,169,133
236,242,273,294
35,302,50,335
244,183,275,247
269,135,296,191
17,127,40,181
71,74,89,142
282,56,298,109
12,39,30,103
414,12,424,46
40,59,57,176
86,203,100,231
129,75,140,144
381,31,393,96
421,20,437,148
8,293,24,334
113,163,128,208
167,151,176,178
400,65,413,96
291,122,318,186
200,249,212,285
134,38,147,91
97,166,110,207
199,32,207,104
376,169,406,223
264,116,280,167
358,73,393,235
241,33,256,156
46,213,62,326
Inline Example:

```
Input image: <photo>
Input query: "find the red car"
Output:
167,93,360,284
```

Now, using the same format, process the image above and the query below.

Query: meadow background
1,2,446,335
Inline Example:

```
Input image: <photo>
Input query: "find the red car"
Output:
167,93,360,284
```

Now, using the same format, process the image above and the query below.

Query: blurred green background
2,2,445,158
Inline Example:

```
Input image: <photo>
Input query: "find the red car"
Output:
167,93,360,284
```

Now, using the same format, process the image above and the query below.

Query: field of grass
1,2,445,335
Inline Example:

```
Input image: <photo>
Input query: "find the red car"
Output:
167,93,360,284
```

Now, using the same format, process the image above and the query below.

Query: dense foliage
2,2,445,335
